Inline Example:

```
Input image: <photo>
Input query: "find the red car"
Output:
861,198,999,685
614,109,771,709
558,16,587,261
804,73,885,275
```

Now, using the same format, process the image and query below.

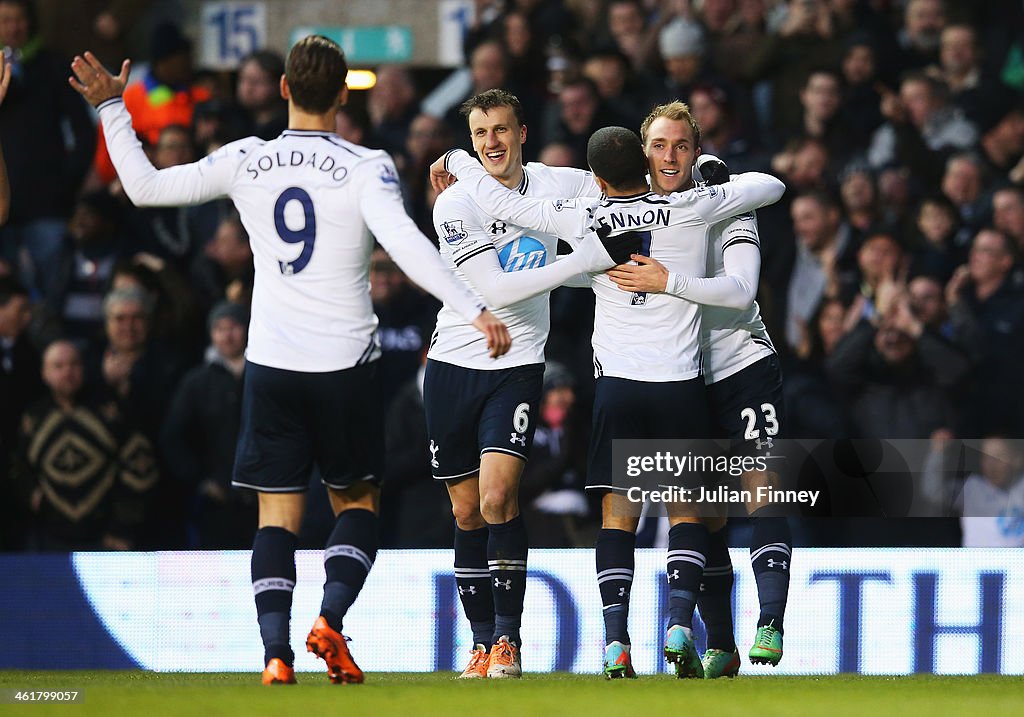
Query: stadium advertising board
1,549,1020,674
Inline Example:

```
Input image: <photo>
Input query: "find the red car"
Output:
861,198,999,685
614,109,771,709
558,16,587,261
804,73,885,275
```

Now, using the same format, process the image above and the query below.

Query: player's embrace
69,36,511,685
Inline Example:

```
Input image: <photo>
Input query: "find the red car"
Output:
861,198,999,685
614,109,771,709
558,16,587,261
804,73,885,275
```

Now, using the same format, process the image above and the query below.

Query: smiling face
468,105,526,187
643,116,699,195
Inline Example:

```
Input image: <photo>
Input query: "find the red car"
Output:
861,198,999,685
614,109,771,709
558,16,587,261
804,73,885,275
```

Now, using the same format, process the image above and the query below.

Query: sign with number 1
200,1,267,70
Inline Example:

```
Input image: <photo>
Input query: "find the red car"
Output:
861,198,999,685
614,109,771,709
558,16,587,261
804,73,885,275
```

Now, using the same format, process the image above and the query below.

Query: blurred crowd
1,0,1024,552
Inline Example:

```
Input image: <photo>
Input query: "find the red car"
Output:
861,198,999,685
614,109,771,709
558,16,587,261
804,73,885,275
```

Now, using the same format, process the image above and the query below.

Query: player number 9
275,186,317,275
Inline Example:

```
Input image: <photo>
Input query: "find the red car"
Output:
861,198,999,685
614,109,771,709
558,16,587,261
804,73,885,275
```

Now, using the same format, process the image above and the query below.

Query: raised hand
68,51,131,107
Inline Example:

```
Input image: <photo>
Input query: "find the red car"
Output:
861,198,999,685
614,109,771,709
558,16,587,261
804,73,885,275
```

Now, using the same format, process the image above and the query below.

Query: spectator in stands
191,211,254,311
127,124,199,273
234,49,287,141
93,21,211,184
0,274,41,547
934,23,1002,124
18,339,157,550
160,301,253,548
908,273,955,340
654,17,715,105
784,297,856,439
993,186,1024,252
868,71,978,188
839,36,885,145
582,50,650,129
896,0,946,73
845,231,905,323
947,228,1024,435
537,142,577,168
742,0,843,145
47,189,127,346
909,194,963,281
335,104,369,146
541,76,625,166
838,163,881,234
924,435,1024,547
400,114,452,235
89,286,181,443
791,68,859,168
771,189,859,353
974,95,1024,180
940,152,990,247
367,65,418,157
0,0,95,299
826,293,969,439
691,81,762,173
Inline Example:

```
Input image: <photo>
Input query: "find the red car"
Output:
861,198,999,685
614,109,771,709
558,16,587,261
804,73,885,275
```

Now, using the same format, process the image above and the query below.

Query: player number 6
513,403,530,433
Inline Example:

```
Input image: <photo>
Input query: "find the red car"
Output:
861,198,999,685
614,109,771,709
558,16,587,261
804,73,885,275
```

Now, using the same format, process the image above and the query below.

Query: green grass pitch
2,671,1022,716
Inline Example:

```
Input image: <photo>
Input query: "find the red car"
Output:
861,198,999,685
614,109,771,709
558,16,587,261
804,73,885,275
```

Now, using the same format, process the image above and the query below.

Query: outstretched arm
357,156,511,357
607,213,761,310
440,150,593,239
674,170,785,225
70,52,235,206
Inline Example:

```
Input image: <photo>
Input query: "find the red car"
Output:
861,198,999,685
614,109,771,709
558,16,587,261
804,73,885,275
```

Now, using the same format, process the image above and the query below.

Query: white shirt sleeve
97,98,243,206
457,232,609,309
670,172,785,225
665,213,761,310
356,154,484,322
445,150,593,240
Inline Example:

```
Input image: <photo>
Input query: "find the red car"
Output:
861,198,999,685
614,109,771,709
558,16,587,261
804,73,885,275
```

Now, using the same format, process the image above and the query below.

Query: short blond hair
640,101,701,148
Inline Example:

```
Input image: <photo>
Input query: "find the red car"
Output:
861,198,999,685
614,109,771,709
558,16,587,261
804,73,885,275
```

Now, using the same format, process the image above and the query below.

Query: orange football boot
458,644,491,679
261,657,296,685
306,616,365,684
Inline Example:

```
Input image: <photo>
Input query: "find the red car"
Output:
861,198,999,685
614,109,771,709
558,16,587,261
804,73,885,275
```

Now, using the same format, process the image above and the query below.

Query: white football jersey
98,99,483,373
429,162,598,370
700,213,776,384
443,150,786,382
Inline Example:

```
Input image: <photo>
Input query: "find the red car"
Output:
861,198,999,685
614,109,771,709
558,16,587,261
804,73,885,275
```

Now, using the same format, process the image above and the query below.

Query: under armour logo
767,558,788,570
458,585,477,596
429,440,440,469
495,578,512,591
668,569,679,581
755,437,774,451
510,432,526,446
617,587,627,597
489,221,507,234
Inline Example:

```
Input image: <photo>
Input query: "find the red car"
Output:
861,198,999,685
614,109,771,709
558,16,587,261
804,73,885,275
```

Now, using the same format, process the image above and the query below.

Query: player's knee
451,500,485,530
479,488,518,524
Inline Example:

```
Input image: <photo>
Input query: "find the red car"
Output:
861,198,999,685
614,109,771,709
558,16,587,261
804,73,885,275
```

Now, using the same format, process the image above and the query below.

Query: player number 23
741,403,779,440
275,186,316,275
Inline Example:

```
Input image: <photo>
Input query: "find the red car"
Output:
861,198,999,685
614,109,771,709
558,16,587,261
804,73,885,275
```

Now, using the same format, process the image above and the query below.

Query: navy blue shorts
423,359,544,481
587,375,710,492
232,360,384,492
706,355,785,455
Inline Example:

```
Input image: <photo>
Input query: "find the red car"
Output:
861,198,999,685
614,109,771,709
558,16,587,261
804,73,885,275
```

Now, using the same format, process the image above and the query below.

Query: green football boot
748,621,783,666
602,641,637,679
702,648,740,679
664,625,704,679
